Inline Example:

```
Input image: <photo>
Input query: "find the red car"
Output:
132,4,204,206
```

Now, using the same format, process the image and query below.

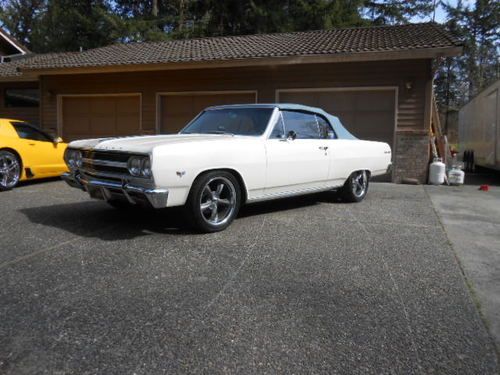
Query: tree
0,0,46,50
363,0,433,24
30,0,119,52
436,0,499,108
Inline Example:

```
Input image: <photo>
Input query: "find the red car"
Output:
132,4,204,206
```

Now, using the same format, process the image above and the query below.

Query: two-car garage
59,88,396,154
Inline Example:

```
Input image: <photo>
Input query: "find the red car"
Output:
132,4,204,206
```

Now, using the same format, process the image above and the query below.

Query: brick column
393,130,430,184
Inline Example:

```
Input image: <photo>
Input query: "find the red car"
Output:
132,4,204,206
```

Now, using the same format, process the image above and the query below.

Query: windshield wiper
206,131,234,136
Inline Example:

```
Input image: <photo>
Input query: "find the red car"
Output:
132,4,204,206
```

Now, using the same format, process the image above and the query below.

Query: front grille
80,150,144,179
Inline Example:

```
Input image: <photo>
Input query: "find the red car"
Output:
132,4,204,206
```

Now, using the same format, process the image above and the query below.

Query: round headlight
65,149,77,169
142,158,152,178
128,157,142,176
75,151,83,168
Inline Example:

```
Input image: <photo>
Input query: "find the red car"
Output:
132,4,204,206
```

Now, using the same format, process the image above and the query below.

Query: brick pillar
393,130,430,184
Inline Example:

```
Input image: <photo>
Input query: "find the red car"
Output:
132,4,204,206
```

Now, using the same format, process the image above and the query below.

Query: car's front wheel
341,170,369,202
0,150,21,191
188,171,241,232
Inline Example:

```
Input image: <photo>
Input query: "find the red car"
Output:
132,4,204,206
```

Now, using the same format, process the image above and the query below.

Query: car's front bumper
61,172,168,209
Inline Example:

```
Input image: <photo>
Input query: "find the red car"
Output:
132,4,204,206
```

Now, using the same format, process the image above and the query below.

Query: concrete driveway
427,180,500,354
0,180,497,374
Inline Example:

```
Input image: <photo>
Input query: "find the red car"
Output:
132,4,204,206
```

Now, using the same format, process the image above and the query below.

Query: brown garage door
62,95,141,140
160,92,257,133
278,89,396,148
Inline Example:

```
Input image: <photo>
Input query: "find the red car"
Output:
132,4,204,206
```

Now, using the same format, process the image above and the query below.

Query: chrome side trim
247,184,343,203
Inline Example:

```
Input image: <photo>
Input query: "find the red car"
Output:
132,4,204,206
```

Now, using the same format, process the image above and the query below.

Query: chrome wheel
351,170,368,198
199,176,237,226
0,151,21,190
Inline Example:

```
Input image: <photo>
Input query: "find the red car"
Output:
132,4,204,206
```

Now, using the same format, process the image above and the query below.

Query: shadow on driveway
19,192,339,240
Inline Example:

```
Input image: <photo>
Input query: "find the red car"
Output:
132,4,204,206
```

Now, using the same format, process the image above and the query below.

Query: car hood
68,134,252,153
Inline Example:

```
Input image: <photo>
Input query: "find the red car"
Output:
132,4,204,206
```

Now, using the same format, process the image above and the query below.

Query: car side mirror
286,130,297,141
53,136,63,144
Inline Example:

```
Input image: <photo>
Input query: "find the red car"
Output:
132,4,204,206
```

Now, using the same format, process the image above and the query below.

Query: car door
265,110,331,195
11,122,65,177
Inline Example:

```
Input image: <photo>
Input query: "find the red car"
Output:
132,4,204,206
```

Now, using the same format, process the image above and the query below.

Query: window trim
11,121,54,142
315,113,337,139
4,87,40,108
273,109,331,140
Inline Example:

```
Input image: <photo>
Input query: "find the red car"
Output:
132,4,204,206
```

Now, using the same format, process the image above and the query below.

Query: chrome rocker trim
62,172,168,209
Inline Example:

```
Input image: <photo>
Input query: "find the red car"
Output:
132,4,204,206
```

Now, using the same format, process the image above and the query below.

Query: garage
277,88,397,150
60,94,141,141
158,91,257,133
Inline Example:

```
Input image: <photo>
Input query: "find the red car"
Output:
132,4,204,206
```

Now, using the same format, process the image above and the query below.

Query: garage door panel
160,92,257,134
319,94,353,112
116,114,141,134
356,92,395,111
62,95,140,140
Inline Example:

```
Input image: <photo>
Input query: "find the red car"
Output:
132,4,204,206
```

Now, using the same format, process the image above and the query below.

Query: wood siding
0,81,40,124
40,59,432,137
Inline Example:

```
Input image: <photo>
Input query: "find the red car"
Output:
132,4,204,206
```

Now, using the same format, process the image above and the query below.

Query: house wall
0,81,40,124
40,59,433,182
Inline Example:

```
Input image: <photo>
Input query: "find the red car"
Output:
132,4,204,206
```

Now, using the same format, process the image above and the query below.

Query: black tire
0,150,21,191
340,170,370,203
187,170,241,233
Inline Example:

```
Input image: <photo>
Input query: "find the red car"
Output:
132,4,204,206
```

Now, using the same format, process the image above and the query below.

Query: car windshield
180,108,274,136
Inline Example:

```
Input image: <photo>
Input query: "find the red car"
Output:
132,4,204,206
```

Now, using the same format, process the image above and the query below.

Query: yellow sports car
0,118,68,190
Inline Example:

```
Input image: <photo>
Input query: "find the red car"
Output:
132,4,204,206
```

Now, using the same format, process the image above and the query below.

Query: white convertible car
62,104,391,232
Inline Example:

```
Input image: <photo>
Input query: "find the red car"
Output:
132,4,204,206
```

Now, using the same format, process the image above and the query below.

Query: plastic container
429,158,446,185
448,167,465,185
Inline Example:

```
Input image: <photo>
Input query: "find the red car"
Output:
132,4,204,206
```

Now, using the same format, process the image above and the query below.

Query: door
11,122,65,176
265,110,332,195
160,92,257,133
62,95,141,141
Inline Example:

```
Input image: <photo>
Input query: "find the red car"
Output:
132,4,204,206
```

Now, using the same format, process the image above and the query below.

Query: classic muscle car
62,104,391,232
0,119,67,191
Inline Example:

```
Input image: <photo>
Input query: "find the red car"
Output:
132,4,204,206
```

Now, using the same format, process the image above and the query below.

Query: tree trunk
152,0,158,17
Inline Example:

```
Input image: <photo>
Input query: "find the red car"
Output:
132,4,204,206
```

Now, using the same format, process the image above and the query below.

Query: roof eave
19,46,463,77
0,28,30,54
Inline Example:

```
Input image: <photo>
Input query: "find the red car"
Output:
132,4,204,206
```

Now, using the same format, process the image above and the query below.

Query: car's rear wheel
188,171,241,232
0,150,21,191
341,170,369,202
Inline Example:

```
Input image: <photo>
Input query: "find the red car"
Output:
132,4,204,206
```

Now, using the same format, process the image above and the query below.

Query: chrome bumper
61,172,168,209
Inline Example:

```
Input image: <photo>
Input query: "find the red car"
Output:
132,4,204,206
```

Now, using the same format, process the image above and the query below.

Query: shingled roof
1,23,461,78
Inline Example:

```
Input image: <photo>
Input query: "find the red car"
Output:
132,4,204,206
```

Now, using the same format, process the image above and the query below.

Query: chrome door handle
319,146,328,150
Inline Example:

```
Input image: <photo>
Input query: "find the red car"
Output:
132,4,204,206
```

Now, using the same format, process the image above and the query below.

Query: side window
316,115,336,139
270,113,285,139
282,111,320,139
12,123,52,142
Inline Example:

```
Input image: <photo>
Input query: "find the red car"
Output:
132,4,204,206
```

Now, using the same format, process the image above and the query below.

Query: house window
4,88,40,108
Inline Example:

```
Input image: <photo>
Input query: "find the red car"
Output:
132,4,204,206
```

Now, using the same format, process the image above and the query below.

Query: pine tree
363,0,433,24
0,0,46,49
436,0,499,107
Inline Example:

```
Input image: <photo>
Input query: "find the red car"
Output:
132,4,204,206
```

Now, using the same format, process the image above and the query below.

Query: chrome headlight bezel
127,156,143,177
141,158,152,178
127,156,152,178
64,149,82,170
